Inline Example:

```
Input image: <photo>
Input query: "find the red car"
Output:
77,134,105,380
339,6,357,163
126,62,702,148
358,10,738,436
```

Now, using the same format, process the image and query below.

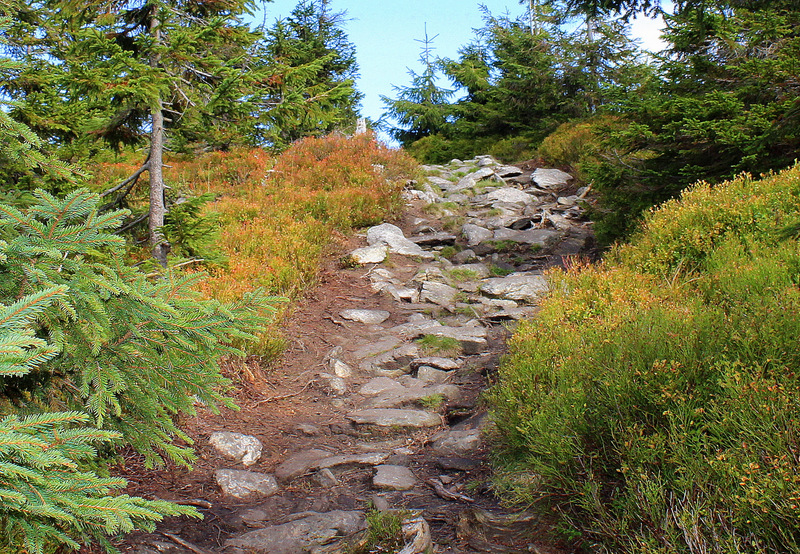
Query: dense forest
0,0,798,550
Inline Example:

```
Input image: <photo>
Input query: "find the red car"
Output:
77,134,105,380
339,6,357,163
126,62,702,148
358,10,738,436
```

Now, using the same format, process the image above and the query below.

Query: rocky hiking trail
124,156,594,554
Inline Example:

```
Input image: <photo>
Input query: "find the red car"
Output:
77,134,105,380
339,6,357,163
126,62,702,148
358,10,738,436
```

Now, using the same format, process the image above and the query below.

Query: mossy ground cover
490,165,800,552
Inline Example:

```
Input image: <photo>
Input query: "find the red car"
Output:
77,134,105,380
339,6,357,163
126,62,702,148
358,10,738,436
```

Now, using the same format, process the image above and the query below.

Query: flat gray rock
481,273,549,303
275,448,390,482
348,245,388,264
359,377,406,396
209,431,263,467
492,228,559,247
416,366,451,383
347,409,441,429
364,383,461,409
452,167,496,191
410,231,457,246
224,510,366,554
215,469,278,500
486,188,535,205
373,465,417,491
367,223,434,259
352,337,402,360
340,309,391,325
461,223,493,246
419,281,458,307
409,357,461,371
495,165,523,178
432,428,483,456
532,168,573,189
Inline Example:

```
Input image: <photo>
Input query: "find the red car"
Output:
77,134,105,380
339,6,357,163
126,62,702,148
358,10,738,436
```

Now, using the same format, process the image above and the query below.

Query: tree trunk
149,11,169,266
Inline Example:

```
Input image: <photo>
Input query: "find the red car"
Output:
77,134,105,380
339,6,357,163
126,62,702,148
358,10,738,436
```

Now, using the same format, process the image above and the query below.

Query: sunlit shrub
491,165,800,552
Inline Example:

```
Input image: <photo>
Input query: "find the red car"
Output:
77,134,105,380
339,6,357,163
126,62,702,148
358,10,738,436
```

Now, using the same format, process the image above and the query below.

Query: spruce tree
255,0,362,149
380,28,454,147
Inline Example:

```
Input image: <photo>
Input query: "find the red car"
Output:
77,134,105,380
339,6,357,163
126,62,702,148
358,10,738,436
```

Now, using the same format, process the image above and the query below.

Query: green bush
490,165,800,552
0,190,275,467
0,285,198,552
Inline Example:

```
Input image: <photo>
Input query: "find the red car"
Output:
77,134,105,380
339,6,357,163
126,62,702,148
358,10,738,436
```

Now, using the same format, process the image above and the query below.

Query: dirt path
122,156,592,554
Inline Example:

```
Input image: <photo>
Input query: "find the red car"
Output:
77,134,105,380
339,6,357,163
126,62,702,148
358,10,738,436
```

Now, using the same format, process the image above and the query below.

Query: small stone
349,245,388,264
371,495,391,512
209,431,262,466
452,249,477,264
294,423,322,436
557,195,578,206
340,309,391,325
330,359,353,378
367,223,434,259
480,273,549,303
432,428,482,455
416,366,451,384
373,465,417,491
319,372,347,395
495,165,523,178
436,456,482,471
315,468,339,487
215,469,278,500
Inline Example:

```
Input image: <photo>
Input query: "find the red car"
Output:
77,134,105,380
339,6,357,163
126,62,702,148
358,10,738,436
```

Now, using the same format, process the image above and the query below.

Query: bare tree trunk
149,11,170,266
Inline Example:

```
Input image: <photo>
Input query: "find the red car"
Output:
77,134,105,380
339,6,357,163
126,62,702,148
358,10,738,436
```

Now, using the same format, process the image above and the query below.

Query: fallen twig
161,532,210,554
253,379,316,406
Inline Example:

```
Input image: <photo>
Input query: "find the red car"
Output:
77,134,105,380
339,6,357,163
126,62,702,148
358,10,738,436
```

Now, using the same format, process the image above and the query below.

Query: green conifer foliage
255,0,363,149
0,287,199,552
0,190,271,467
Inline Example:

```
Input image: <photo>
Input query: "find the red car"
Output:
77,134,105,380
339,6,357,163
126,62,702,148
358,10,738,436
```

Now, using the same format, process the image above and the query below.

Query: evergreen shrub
491,165,800,552
0,189,272,467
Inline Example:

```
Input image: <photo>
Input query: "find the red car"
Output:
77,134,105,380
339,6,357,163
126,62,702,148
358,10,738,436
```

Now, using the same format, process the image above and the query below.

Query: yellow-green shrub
491,166,800,552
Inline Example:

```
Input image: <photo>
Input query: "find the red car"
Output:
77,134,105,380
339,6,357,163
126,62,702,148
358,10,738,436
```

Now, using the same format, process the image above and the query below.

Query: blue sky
253,0,666,124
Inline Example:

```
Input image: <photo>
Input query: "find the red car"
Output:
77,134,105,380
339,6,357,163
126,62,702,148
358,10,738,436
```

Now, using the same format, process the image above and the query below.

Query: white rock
349,245,388,264
367,223,434,259
373,465,417,491
340,309,391,325
209,431,263,467
215,469,278,500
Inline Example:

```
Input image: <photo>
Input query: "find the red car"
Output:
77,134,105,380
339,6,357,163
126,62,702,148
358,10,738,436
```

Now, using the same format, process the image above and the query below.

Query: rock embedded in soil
367,223,434,259
432,428,483,456
339,308,391,325
419,281,458,307
346,408,442,430
532,168,573,189
209,431,263,466
486,187,535,205
215,469,279,500
416,366,452,384
409,357,461,371
275,448,391,482
480,273,549,303
373,465,417,491
224,510,366,554
348,244,388,264
461,223,493,247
